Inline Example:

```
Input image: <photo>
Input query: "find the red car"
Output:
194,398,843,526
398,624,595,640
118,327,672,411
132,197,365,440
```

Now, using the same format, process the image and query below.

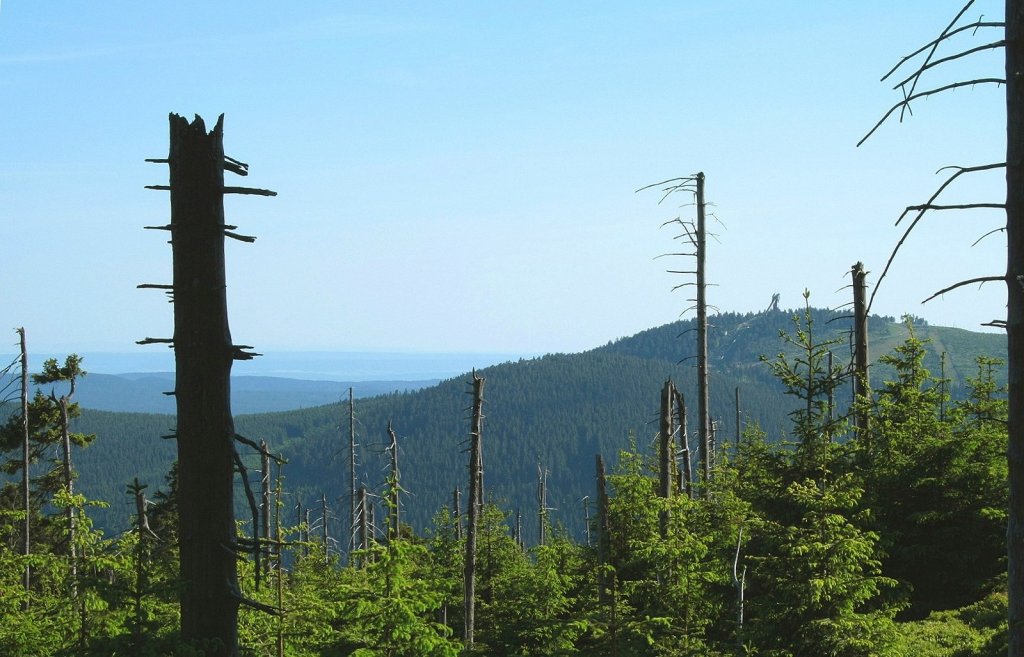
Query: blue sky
0,1,1008,357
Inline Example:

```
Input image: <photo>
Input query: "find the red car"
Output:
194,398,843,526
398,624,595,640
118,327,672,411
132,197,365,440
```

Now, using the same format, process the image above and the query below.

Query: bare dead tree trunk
640,172,712,493
17,328,29,605
1008,3,1024,652
596,453,611,604
732,526,746,647
695,172,711,492
128,478,153,650
321,493,329,565
359,486,369,553
583,496,591,547
348,387,356,563
464,372,485,647
57,393,76,589
939,352,948,421
734,387,741,449
274,466,284,657
143,113,274,656
658,379,675,538
852,262,871,442
453,487,462,541
260,440,271,578
675,389,693,500
387,420,400,541
537,463,548,547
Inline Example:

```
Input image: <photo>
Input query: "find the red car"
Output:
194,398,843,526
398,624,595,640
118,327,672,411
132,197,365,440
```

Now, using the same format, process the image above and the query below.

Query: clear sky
0,1,1009,357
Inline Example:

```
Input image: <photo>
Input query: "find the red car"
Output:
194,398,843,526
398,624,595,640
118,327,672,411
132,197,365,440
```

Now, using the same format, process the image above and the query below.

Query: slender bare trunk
387,420,400,540
852,262,870,442
658,379,675,538
1006,4,1024,653
695,173,711,491
464,372,484,646
17,328,29,605
348,387,356,562
675,389,693,499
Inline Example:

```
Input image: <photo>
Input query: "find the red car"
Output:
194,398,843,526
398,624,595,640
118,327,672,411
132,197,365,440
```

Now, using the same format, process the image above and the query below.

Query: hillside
66,308,1006,541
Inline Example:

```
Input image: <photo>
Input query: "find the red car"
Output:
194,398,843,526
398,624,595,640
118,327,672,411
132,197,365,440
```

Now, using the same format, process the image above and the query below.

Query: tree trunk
260,440,271,578
348,387,356,562
675,389,693,499
453,487,462,541
596,453,611,604
1006,3,1024,653
464,372,485,647
17,328,29,605
387,420,400,541
695,172,711,491
166,114,240,656
852,262,871,442
537,463,547,547
658,379,675,538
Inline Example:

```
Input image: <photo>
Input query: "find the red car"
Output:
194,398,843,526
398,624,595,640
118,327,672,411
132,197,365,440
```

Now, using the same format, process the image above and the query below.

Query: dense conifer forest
0,306,1010,655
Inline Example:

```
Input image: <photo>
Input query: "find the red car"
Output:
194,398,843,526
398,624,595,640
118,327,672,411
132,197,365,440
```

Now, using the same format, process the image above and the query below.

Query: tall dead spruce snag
140,114,275,657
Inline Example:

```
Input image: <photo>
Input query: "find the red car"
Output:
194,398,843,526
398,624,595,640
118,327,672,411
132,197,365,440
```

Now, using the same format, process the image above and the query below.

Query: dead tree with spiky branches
639,172,715,494
859,2,1024,649
139,113,276,657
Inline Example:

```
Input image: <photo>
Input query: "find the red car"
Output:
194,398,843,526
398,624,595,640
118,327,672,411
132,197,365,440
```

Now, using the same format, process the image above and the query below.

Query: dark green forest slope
67,308,1005,542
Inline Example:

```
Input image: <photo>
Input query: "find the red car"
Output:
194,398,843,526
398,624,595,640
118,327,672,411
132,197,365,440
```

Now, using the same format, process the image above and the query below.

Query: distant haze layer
0,350,535,382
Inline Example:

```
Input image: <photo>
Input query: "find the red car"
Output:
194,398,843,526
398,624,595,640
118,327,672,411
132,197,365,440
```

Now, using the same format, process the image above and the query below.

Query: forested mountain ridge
65,307,1005,540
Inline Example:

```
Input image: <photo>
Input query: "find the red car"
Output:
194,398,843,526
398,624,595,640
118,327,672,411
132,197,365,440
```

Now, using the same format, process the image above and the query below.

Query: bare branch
896,163,1004,226
867,163,1006,314
224,231,257,243
922,275,1004,304
891,0,977,107
136,337,174,345
904,203,1005,212
883,20,1005,82
972,226,1006,247
858,78,1005,146
223,186,277,197
892,40,1006,90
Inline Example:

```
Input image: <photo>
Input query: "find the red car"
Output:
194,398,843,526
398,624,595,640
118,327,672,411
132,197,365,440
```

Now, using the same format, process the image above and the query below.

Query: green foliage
0,319,1009,655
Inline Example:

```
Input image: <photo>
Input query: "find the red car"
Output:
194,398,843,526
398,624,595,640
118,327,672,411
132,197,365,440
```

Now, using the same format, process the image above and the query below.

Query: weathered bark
658,379,675,538
17,328,29,604
348,387,356,562
166,114,240,656
596,453,611,603
58,394,76,584
583,496,591,547
453,487,462,541
852,262,870,442
464,372,485,646
537,463,547,547
695,172,711,491
387,420,400,540
675,389,693,499
321,493,329,564
359,486,370,553
1007,3,1024,652
260,440,270,578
